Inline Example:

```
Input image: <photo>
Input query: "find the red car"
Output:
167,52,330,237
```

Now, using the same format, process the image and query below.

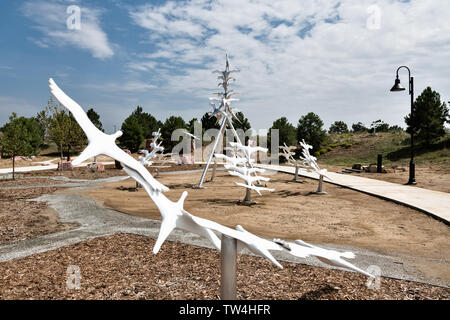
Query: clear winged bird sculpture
49,78,168,193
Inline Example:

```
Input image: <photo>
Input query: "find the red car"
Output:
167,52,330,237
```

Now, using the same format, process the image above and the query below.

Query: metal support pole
408,76,416,185
221,235,237,300
292,164,303,183
243,188,251,202
197,118,227,188
315,174,327,195
210,158,217,182
377,154,382,173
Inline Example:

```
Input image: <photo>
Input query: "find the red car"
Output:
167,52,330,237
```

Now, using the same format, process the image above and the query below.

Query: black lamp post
390,66,416,185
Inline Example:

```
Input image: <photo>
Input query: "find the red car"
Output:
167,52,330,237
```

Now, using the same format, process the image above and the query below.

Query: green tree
0,113,36,179
188,117,201,134
269,117,296,146
66,113,87,159
201,112,220,131
132,106,159,139
369,120,389,134
87,108,104,132
405,87,449,146
388,125,403,132
352,122,367,133
45,97,86,160
118,114,144,152
36,109,51,146
232,112,251,133
46,97,71,159
329,121,349,134
161,116,187,151
296,112,326,152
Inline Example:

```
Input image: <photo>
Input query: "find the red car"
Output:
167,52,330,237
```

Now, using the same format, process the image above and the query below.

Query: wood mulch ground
0,233,448,300
0,178,68,187
0,187,76,245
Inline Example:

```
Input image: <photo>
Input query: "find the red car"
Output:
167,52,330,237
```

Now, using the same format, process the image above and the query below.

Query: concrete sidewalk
258,164,450,224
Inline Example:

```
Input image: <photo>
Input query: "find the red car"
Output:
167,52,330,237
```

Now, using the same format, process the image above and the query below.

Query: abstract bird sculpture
49,78,374,295
299,139,331,194
49,78,168,193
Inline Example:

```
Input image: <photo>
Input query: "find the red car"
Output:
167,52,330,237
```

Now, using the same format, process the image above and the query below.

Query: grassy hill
317,131,450,169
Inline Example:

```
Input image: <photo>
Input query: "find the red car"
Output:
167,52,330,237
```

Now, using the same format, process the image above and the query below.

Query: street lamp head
390,77,405,92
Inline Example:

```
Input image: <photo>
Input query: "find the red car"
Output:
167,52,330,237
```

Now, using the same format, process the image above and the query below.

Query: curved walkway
0,174,448,287
258,164,450,225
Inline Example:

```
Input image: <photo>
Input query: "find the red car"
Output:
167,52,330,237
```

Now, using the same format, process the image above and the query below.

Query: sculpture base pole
221,235,237,300
238,189,256,205
209,159,217,182
291,164,303,183
313,175,327,195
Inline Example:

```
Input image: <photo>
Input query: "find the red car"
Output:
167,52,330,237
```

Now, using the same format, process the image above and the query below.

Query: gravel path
0,176,448,288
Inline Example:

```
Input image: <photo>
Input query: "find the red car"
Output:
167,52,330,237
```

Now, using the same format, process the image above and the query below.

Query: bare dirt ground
81,171,450,282
0,233,447,300
19,163,203,180
322,164,450,193
0,187,77,245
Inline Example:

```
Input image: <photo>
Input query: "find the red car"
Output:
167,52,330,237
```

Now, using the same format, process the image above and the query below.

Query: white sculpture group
49,78,373,283
197,54,248,188
216,142,274,204
138,128,164,167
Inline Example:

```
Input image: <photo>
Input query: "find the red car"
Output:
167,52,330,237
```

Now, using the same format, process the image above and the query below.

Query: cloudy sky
0,0,449,133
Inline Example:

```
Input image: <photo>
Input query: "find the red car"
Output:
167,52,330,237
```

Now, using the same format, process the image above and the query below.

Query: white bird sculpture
229,171,270,184
229,142,268,160
214,153,252,166
152,128,162,140
293,240,373,277
49,78,374,282
299,139,331,180
179,129,200,140
224,164,265,176
49,78,168,193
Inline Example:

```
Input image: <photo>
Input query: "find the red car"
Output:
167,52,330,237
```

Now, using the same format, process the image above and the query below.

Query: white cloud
85,81,157,93
21,1,114,59
127,0,450,130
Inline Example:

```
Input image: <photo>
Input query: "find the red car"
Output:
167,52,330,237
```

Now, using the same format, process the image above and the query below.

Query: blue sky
1,0,449,133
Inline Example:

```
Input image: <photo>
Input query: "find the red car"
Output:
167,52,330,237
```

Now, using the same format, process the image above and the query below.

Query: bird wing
187,216,283,268
111,149,169,192
49,78,103,140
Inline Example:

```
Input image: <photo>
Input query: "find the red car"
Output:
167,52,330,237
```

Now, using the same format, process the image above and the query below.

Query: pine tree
118,114,144,152
87,108,104,132
405,87,449,146
269,117,297,146
296,112,326,152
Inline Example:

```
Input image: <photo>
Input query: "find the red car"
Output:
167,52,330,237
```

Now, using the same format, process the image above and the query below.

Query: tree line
1,86,449,175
